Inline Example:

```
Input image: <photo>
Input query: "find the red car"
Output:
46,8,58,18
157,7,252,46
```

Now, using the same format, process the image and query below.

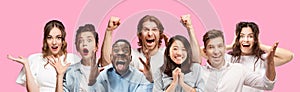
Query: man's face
139,21,160,51
77,32,97,60
205,37,226,69
111,41,131,75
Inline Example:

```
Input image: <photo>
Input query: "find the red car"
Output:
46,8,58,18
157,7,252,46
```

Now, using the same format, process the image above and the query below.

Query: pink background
1,0,299,91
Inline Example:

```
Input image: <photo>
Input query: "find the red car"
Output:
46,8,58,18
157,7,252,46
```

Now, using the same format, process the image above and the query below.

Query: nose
82,40,87,47
52,38,57,45
212,48,220,55
147,31,153,37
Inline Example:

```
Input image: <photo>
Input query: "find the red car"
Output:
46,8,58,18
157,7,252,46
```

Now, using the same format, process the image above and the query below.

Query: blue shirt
63,62,91,92
90,64,153,92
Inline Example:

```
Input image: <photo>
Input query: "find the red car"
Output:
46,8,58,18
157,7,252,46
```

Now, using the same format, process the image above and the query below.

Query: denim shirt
63,62,90,92
90,64,153,92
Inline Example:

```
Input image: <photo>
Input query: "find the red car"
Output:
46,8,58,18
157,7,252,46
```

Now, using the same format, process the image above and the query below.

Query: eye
57,36,62,40
152,28,158,31
113,49,119,53
47,36,52,40
88,39,92,42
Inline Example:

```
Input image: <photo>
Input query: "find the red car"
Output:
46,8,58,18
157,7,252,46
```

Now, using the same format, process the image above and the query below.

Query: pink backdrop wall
1,0,298,91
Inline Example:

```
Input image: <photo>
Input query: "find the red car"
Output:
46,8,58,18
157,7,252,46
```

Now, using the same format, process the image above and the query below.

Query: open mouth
242,44,250,47
83,48,89,55
51,46,58,50
146,39,155,44
116,61,126,69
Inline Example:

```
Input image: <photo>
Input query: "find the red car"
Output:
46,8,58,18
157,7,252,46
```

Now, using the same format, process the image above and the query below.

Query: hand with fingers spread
89,52,105,86
107,16,121,31
138,52,153,83
47,55,71,76
266,42,278,81
7,54,29,65
161,33,169,47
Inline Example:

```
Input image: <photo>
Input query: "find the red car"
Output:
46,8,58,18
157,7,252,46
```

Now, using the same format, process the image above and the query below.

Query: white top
227,53,268,92
16,53,80,92
130,47,165,78
201,55,275,92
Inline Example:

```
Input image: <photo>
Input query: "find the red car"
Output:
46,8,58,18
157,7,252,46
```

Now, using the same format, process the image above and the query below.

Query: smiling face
139,21,160,51
205,37,226,69
169,40,187,64
111,41,132,76
239,27,254,55
46,27,63,56
77,31,97,60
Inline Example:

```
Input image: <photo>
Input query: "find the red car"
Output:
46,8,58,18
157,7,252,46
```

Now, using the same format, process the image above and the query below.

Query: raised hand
47,55,70,76
172,67,181,85
138,52,153,82
89,51,104,86
180,14,193,29
267,42,278,64
107,16,121,31
7,54,29,65
266,42,278,81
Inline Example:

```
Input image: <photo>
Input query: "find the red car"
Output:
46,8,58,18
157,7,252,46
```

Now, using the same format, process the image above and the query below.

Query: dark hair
228,22,265,71
112,39,132,54
137,15,164,47
160,35,193,77
203,29,225,49
75,24,99,51
42,20,67,58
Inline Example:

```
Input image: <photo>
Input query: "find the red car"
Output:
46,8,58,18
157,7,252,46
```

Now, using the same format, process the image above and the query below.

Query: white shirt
227,54,268,92
130,47,165,78
16,53,80,92
201,55,275,92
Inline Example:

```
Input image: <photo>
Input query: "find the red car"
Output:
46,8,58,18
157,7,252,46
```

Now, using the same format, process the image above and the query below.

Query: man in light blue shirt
90,39,153,92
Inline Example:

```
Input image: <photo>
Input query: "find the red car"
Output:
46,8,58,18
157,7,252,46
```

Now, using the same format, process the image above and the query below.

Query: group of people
8,14,293,92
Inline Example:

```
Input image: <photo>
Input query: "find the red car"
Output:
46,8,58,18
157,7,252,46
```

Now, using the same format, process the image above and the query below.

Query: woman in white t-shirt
7,20,80,92
227,22,294,92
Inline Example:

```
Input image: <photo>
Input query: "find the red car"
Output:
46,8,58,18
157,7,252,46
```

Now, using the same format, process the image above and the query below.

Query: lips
116,61,126,70
146,39,155,45
83,48,89,55
242,44,250,47
51,46,58,51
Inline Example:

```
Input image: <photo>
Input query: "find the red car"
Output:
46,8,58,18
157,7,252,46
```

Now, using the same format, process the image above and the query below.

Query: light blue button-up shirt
90,64,153,92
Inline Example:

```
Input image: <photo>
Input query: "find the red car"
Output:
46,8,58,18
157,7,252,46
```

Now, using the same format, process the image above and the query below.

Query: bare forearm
187,26,202,64
181,82,196,92
100,30,113,66
24,64,39,92
260,44,294,66
55,75,64,92
166,82,177,92
266,60,276,81
88,66,99,86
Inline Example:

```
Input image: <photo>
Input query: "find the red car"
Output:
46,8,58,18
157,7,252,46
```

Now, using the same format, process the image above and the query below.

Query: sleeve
243,66,276,90
15,53,41,86
66,53,81,64
152,70,164,92
193,64,204,92
63,68,73,92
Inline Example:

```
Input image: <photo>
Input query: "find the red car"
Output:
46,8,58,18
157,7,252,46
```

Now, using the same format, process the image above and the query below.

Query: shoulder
28,53,43,61
66,53,81,64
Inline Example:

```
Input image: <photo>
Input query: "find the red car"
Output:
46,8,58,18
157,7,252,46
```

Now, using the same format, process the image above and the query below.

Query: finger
138,57,149,70
65,63,71,68
139,69,144,73
7,54,17,61
98,67,105,73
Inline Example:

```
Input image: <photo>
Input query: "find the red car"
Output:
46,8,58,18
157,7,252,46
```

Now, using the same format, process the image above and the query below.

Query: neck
81,58,92,66
141,46,159,56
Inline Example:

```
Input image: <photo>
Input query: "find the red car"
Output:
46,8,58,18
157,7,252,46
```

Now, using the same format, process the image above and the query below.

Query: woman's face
169,40,187,64
239,27,255,55
77,31,97,59
47,27,63,56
